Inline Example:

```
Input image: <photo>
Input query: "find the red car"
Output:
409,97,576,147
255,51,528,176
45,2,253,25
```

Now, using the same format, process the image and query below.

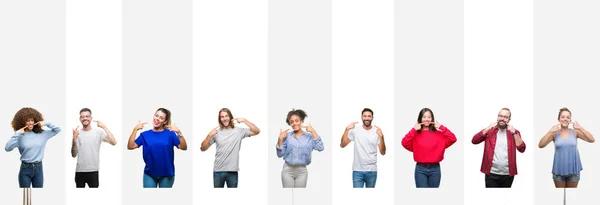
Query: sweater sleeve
439,125,457,148
402,128,418,152
5,132,22,152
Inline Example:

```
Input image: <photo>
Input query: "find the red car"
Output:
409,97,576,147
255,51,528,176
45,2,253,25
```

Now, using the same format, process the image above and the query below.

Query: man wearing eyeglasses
472,108,526,188
71,108,117,188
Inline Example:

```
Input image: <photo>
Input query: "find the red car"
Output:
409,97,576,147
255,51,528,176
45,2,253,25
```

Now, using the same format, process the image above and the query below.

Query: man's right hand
73,126,80,142
346,122,358,130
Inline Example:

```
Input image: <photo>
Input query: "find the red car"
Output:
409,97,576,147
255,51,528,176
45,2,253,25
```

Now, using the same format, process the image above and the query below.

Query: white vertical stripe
332,0,394,204
66,0,122,204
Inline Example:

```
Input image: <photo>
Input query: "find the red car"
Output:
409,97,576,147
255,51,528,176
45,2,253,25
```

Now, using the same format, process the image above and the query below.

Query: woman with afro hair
276,109,324,188
5,107,61,188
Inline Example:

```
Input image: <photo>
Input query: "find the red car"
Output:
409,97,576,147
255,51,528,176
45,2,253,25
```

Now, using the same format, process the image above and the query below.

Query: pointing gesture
346,122,358,130
434,121,441,130
414,122,422,130
279,129,290,140
18,125,28,134
375,125,384,137
35,121,45,127
134,120,147,131
550,124,560,133
573,121,582,130
94,120,106,129
302,123,315,133
166,124,180,133
72,125,80,143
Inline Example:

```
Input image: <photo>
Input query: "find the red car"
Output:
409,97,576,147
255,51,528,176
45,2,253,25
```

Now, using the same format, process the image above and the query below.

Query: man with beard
71,108,117,188
472,108,526,188
340,108,386,188
201,108,261,188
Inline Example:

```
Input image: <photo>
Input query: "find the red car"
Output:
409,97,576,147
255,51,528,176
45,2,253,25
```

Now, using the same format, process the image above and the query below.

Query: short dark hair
362,108,373,116
286,109,307,125
80,108,92,115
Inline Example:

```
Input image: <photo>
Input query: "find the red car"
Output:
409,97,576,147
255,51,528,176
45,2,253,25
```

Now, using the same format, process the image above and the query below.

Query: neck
363,125,372,130
152,127,164,132
82,125,92,131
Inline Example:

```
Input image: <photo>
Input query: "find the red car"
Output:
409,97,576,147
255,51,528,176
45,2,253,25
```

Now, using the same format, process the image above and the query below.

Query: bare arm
340,127,352,148
574,122,595,143
71,126,79,158
239,118,260,136
201,127,218,151
96,121,117,146
127,121,145,150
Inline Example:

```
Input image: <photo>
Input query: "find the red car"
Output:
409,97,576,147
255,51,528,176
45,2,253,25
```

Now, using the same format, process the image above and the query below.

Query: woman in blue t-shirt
538,107,595,188
127,108,188,188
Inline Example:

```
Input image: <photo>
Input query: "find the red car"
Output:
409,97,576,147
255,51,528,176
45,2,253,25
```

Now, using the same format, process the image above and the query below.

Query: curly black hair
286,109,307,125
11,107,44,133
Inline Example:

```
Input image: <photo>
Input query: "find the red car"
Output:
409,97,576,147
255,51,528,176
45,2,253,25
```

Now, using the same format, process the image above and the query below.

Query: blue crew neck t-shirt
135,129,180,177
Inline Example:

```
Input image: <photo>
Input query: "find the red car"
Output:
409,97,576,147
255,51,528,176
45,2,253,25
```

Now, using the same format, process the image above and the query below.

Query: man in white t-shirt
340,108,387,188
200,108,261,188
71,108,117,188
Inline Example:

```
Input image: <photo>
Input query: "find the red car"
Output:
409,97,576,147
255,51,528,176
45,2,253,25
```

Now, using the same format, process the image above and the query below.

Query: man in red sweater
472,108,526,188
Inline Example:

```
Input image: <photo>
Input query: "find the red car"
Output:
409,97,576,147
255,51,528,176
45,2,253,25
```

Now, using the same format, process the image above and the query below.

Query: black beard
363,120,371,126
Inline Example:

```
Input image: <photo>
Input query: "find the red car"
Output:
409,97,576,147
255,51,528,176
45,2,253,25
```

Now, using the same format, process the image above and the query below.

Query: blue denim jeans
414,163,441,188
214,172,238,188
19,161,44,188
143,173,174,188
352,171,377,188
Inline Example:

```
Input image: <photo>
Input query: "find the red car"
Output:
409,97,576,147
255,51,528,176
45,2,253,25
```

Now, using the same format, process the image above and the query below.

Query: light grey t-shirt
491,129,509,175
209,127,251,172
348,125,380,171
75,128,107,172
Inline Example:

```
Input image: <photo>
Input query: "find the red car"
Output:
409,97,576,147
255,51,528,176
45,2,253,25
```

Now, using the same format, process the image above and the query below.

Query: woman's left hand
302,123,315,133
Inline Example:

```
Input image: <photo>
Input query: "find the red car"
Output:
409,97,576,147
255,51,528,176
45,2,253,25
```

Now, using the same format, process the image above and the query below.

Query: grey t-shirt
209,127,251,172
75,128,107,172
348,125,380,171
491,129,509,175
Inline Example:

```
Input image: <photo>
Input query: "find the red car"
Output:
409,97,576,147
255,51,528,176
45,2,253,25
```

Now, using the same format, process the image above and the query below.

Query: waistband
416,162,440,166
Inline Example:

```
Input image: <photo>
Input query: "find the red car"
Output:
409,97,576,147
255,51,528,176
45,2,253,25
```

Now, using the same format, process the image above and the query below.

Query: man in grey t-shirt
71,108,117,188
201,108,260,188
340,108,386,188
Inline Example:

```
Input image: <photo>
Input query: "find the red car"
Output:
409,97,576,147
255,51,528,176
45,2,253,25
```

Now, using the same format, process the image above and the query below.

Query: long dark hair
417,108,436,132
218,108,235,129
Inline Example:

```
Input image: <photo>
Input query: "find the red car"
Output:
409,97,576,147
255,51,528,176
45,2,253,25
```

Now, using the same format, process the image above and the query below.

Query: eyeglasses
497,114,510,119
80,115,91,119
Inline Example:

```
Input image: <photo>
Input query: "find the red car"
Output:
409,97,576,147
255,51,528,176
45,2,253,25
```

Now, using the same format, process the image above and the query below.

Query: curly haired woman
5,107,61,188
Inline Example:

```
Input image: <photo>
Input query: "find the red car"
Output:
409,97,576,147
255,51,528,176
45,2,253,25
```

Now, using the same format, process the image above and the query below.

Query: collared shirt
5,122,61,163
472,127,526,176
276,131,324,165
